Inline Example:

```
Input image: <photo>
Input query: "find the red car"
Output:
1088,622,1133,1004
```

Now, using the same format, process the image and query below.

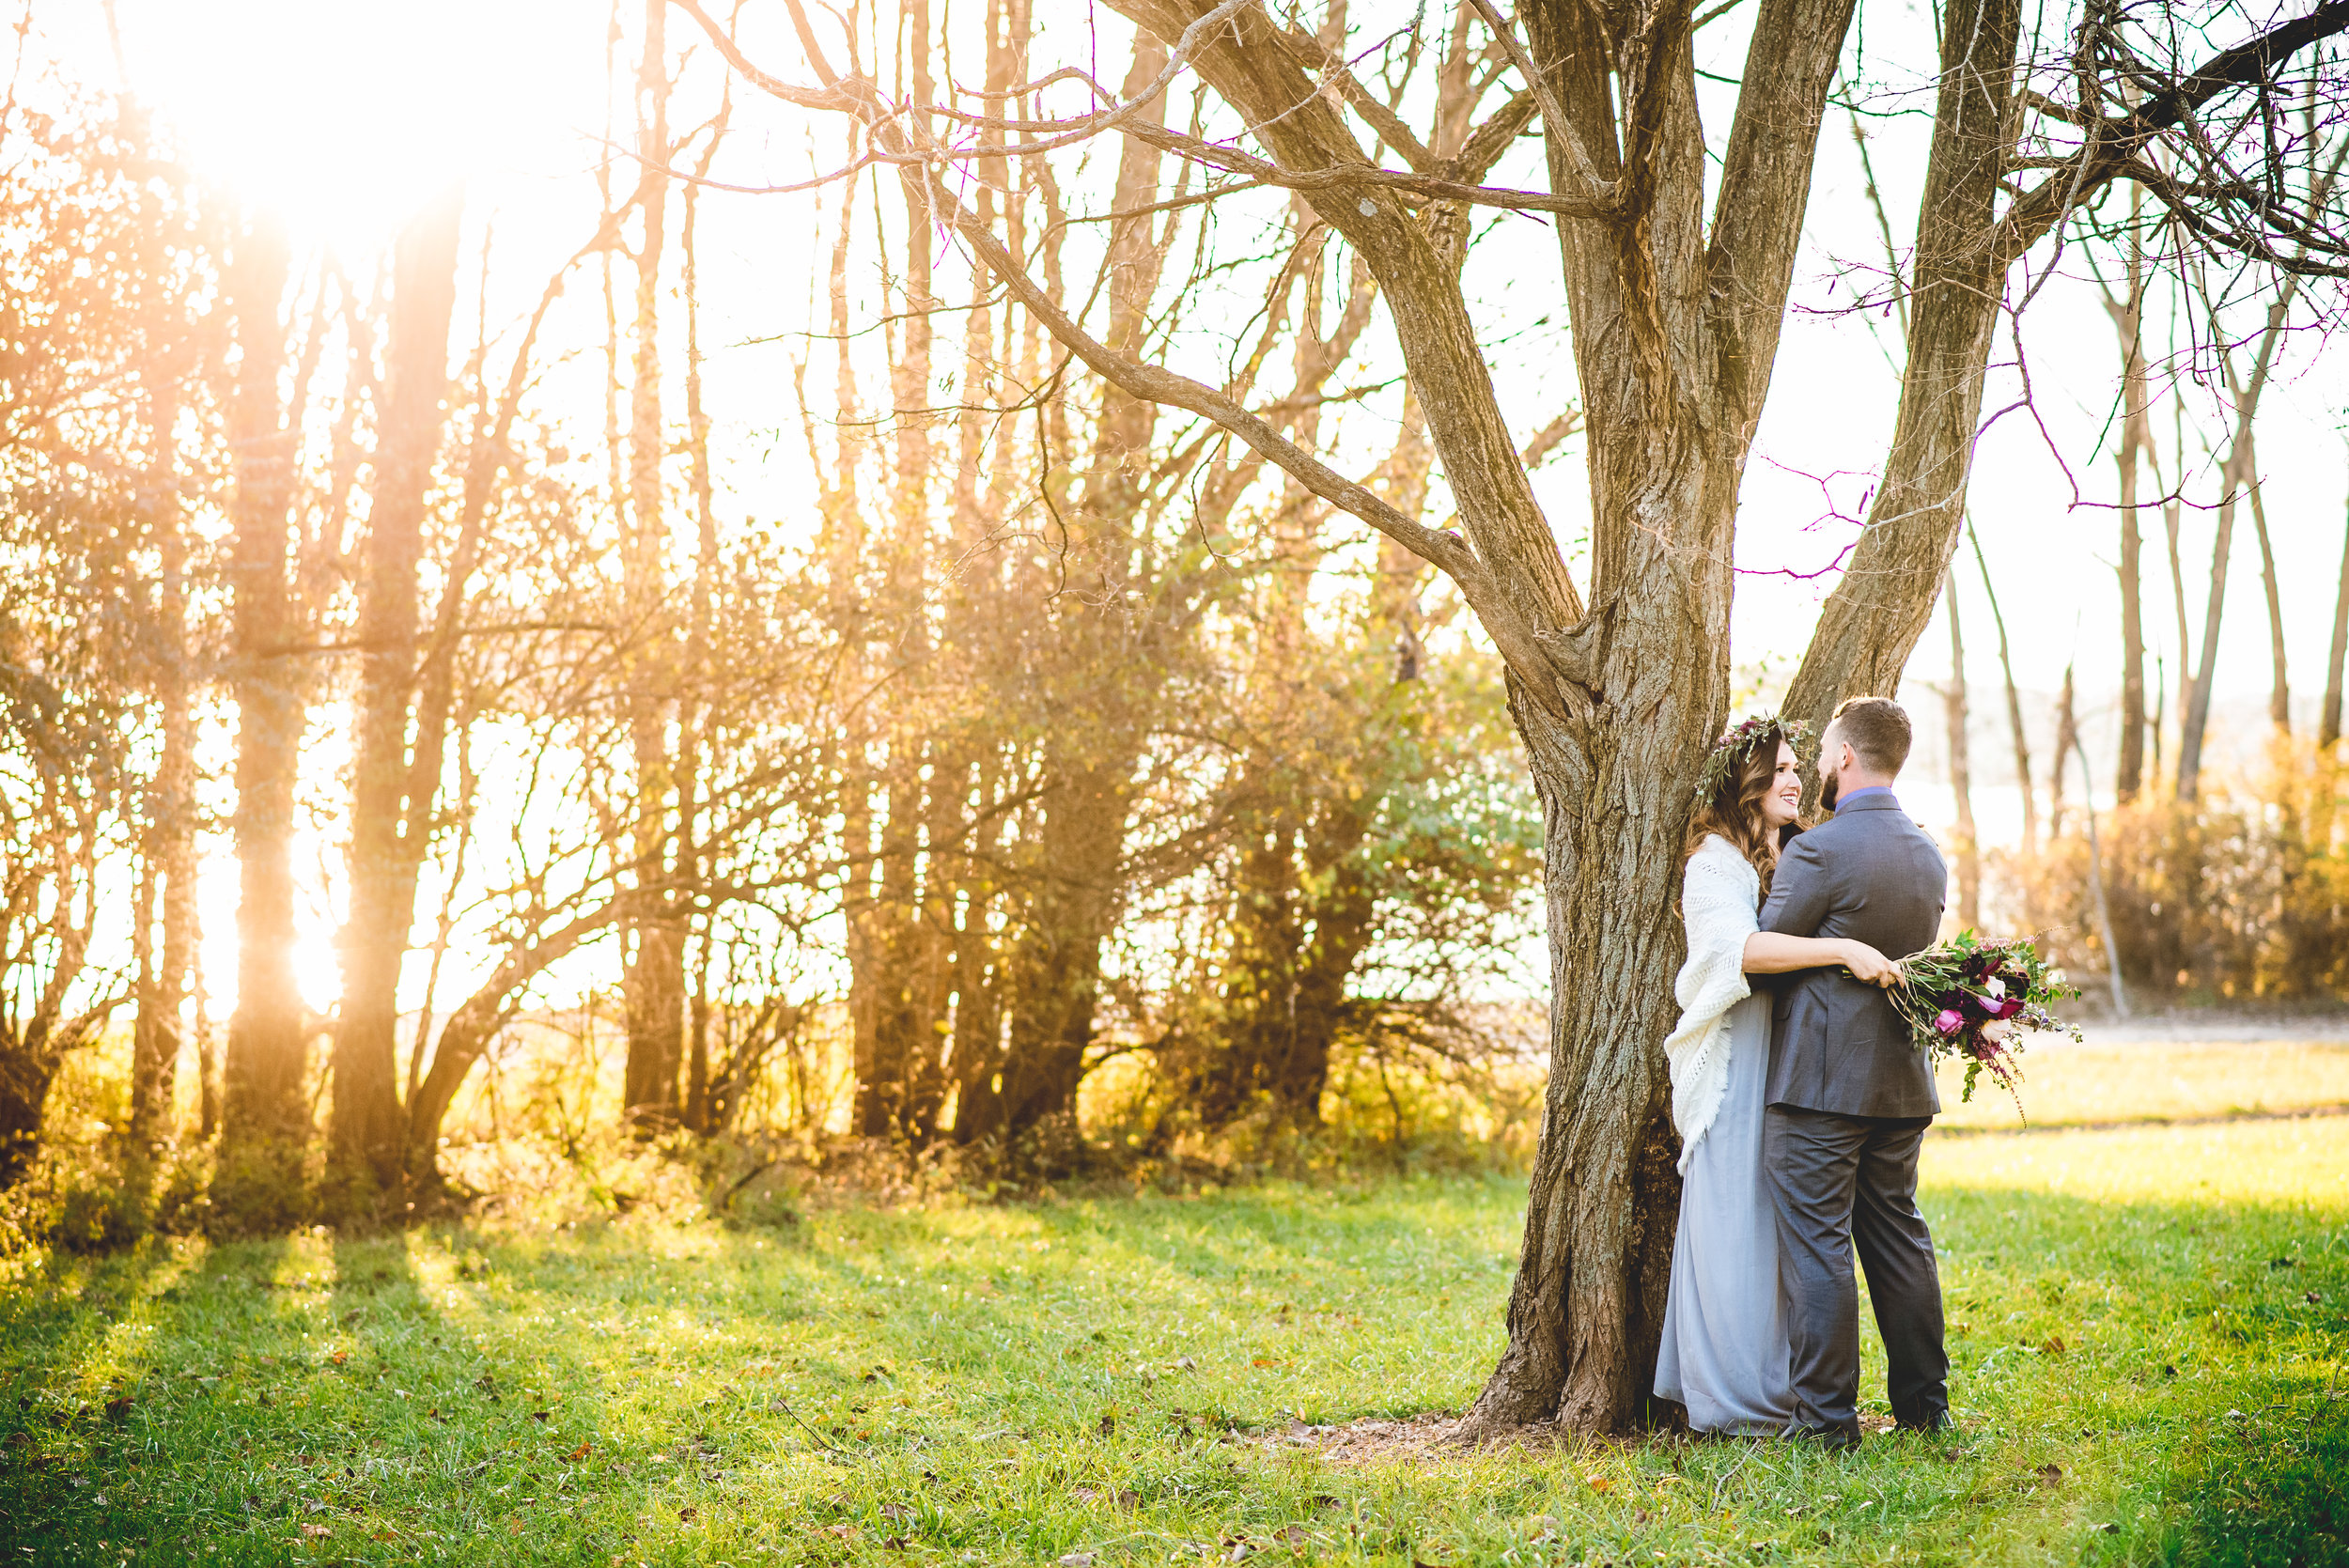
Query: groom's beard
1820,771,1840,813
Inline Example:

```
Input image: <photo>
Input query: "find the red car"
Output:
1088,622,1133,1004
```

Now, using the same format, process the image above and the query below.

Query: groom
1758,695,1951,1448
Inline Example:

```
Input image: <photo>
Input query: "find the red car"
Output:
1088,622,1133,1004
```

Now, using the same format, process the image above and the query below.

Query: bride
1653,716,1901,1435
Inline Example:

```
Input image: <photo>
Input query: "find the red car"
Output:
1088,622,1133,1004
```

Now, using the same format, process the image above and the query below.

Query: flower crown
1692,712,1813,806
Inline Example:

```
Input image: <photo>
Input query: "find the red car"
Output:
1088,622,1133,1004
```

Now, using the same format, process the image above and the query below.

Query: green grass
3,1118,2345,1567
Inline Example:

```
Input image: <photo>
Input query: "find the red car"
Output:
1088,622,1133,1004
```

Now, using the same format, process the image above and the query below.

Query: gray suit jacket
1759,793,1947,1119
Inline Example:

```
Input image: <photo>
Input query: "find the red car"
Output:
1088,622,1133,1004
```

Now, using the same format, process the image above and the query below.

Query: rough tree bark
329,186,464,1205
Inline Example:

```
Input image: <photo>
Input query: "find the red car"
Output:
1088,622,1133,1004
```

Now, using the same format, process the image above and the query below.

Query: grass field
3,1043,2345,1567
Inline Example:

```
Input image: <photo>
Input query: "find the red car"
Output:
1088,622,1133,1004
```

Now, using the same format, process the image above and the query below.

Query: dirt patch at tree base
1250,1409,1905,1464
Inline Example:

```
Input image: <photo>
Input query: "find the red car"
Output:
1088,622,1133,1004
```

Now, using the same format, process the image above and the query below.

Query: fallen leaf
329,1352,347,1366
1585,1474,1613,1494
1097,1410,1116,1436
880,1503,914,1523
1249,1358,1290,1370
2039,1336,2067,1357
2036,1464,2063,1488
565,1442,593,1462
1058,1554,1096,1567
531,1410,550,1422
300,1525,332,1539
1170,1357,1198,1372
102,1397,133,1420
1276,1524,1308,1546
679,1505,700,1524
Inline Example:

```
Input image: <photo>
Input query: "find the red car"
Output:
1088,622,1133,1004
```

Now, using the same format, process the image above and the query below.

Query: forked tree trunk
330,186,463,1205
216,218,313,1223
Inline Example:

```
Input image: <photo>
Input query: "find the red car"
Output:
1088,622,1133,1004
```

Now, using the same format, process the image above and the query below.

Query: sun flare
90,0,598,254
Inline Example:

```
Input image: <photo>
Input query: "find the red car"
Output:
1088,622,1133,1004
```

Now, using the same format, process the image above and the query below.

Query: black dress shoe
1895,1410,1954,1435
1786,1423,1861,1452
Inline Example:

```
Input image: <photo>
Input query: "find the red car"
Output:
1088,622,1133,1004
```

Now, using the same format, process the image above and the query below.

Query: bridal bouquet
1888,932,2081,1106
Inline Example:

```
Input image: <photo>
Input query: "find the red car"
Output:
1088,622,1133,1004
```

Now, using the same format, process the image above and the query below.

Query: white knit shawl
1662,834,1762,1173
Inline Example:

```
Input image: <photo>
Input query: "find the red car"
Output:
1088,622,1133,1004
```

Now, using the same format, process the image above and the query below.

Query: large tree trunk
1465,0,1861,1430
216,217,312,1225
329,186,463,1206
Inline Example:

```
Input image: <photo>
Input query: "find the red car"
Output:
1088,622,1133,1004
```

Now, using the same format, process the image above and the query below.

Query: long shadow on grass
0,1233,288,1562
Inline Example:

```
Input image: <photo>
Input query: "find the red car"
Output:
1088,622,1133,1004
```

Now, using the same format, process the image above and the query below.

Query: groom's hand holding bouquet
1881,930,2081,1108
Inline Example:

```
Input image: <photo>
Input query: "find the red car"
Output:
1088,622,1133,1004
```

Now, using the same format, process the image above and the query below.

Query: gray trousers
1762,1106,1950,1436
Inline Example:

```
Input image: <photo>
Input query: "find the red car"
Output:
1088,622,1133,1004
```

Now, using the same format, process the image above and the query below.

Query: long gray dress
1654,989,1796,1434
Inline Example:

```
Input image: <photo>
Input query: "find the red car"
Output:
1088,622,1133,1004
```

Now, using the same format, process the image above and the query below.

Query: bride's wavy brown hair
1684,723,1796,899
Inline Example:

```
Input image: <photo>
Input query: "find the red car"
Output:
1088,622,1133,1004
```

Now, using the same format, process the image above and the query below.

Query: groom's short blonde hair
1828,696,1912,777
